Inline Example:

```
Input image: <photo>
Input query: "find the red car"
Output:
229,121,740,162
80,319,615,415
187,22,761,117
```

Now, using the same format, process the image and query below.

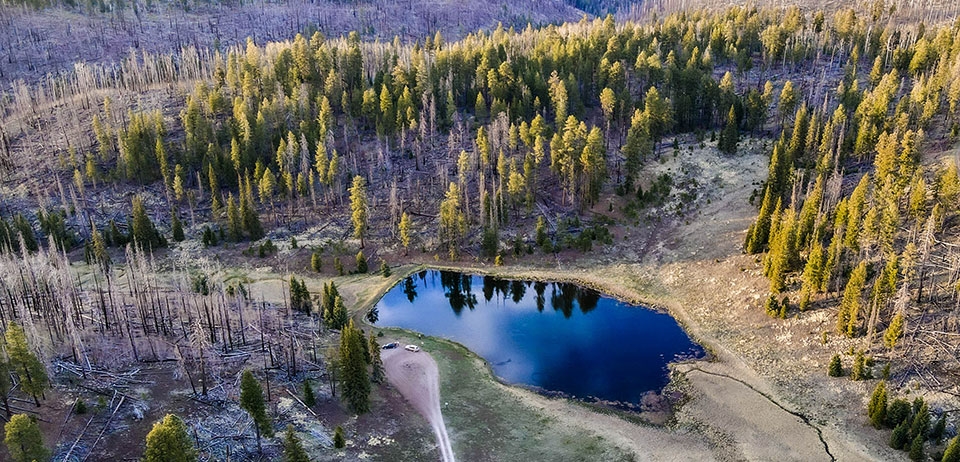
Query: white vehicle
404,344,421,352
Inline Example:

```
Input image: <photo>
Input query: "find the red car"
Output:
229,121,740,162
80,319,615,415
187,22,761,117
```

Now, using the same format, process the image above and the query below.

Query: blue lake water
371,270,704,405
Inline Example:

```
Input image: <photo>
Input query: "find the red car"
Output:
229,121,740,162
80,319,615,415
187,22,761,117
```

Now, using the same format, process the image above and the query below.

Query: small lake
371,270,704,406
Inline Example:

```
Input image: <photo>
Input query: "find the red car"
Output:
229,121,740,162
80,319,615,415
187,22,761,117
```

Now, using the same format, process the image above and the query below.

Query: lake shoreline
350,259,867,460
370,268,705,408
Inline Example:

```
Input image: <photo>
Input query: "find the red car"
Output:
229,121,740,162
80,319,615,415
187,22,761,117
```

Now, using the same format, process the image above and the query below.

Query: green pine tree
891,420,910,449
144,414,197,462
851,350,871,381
828,354,843,377
931,414,946,443
884,312,905,350
868,381,888,428
888,398,912,429
837,262,868,337
303,380,316,407
333,425,346,449
339,320,371,414
909,433,924,461
0,360,10,417
910,401,930,441
943,434,960,462
369,333,385,384
718,105,739,155
349,175,368,248
5,323,48,406
282,425,310,462
171,212,185,242
90,226,111,271
355,251,368,274
329,296,348,331
3,414,49,462
130,196,165,250
226,194,242,242
239,370,273,453
398,212,412,255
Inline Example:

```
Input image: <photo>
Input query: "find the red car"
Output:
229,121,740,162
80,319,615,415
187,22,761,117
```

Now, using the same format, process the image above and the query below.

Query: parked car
382,342,399,350
404,344,421,352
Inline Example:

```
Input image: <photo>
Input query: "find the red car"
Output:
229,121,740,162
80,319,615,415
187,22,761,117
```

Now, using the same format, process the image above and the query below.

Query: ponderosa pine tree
581,126,606,206
778,80,798,126
144,414,197,462
909,401,930,442
241,175,265,240
226,194,242,242
643,86,672,152
3,414,49,462
321,282,340,325
798,241,825,311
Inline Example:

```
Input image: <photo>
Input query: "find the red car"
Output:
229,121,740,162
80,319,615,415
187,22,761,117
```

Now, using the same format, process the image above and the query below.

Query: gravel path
382,347,455,462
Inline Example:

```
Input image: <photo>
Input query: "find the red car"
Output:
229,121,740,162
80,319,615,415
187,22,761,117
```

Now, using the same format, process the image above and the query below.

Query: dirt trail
382,347,455,462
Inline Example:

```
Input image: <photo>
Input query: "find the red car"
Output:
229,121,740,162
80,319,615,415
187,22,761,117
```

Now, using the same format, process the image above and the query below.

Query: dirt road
382,346,455,462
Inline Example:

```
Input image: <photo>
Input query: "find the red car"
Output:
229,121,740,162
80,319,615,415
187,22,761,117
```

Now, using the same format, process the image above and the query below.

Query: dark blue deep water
371,270,704,405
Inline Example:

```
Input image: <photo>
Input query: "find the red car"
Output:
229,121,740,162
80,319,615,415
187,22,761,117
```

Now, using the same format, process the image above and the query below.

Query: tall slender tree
5,324,48,406
349,175,368,248
240,370,273,452
339,320,370,414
